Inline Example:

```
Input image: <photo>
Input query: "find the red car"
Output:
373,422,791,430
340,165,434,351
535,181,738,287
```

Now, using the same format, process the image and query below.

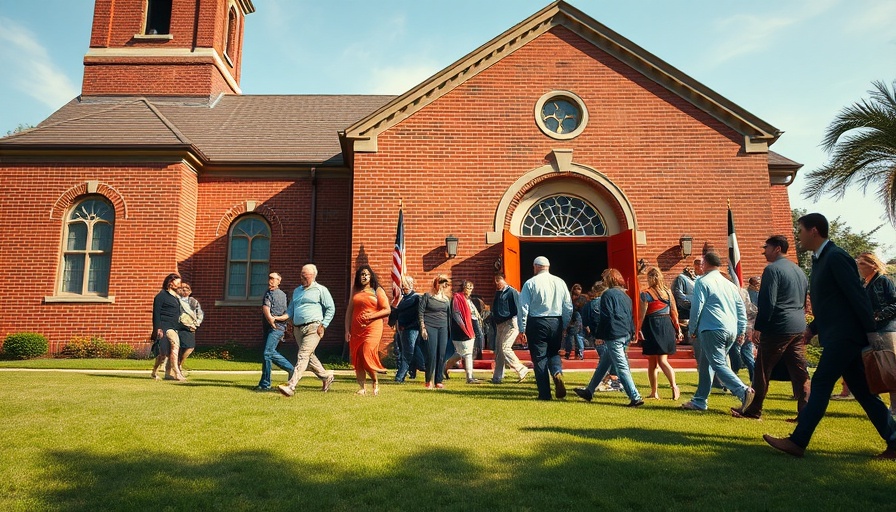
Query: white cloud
0,16,78,109
844,1,896,35
704,0,841,67
368,63,441,94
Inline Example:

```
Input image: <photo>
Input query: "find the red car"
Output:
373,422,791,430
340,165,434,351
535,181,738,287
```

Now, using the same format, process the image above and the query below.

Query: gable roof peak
343,0,781,154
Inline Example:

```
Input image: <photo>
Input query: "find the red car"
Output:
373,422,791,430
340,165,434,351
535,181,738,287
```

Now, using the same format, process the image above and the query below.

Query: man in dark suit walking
763,213,896,459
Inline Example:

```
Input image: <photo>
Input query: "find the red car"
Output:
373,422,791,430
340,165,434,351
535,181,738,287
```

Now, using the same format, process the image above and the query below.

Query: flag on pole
727,203,743,287
391,206,405,302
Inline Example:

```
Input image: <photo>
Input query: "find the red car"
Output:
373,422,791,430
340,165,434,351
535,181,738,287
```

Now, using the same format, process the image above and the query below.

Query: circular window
534,90,588,140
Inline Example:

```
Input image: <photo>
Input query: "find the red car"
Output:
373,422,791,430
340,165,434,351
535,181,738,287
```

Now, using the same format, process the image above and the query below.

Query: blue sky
1,0,895,255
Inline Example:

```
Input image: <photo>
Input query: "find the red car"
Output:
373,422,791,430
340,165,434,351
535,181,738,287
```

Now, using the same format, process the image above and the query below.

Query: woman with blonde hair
855,251,896,416
639,267,682,400
345,265,391,395
418,274,452,389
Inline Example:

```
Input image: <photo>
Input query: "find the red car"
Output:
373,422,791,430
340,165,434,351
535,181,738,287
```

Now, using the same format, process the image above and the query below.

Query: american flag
391,207,405,302
727,204,743,287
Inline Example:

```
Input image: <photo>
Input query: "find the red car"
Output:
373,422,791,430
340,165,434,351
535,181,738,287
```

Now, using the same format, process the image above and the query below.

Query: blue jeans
691,330,749,409
790,337,896,449
526,317,563,400
586,337,640,401
395,328,425,382
564,332,584,355
595,343,618,376
423,325,449,385
729,340,755,382
258,328,294,389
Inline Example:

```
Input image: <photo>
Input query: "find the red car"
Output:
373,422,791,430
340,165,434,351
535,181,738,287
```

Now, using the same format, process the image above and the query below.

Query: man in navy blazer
763,213,896,459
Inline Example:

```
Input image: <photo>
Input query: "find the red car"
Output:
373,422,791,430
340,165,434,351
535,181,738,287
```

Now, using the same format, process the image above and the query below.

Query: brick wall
0,161,352,352
84,0,244,97
0,161,194,350
351,26,786,348
186,172,352,350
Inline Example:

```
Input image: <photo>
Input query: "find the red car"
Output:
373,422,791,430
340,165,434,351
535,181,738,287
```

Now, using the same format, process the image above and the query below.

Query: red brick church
0,0,801,353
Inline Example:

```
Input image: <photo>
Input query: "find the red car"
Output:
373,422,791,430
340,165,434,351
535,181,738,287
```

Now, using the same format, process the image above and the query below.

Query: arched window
60,197,115,295
225,7,238,61
227,215,270,300
521,195,607,236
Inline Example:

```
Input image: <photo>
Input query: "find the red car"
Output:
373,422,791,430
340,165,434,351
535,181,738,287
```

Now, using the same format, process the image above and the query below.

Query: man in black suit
763,213,896,459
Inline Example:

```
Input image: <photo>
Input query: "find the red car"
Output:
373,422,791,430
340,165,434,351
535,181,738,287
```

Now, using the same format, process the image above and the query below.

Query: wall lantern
679,235,693,258
445,235,459,258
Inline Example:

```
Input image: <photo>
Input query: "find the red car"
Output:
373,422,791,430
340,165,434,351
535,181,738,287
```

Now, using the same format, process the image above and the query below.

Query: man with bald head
278,264,336,397
517,256,573,400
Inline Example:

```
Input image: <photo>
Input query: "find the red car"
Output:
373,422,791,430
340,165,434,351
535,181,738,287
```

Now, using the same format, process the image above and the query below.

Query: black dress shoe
626,399,645,408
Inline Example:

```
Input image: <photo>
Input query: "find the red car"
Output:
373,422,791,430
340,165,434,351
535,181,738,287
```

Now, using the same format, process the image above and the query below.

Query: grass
0,367,894,511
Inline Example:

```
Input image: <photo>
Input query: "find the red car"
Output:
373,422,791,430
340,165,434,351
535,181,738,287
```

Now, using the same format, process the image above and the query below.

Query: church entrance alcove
519,239,607,290
498,179,640,323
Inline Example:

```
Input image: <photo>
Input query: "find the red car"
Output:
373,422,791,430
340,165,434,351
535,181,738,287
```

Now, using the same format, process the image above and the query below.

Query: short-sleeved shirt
264,288,288,331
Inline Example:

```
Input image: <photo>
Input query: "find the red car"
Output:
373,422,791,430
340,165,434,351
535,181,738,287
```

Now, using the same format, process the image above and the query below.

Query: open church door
502,230,521,291
608,229,641,332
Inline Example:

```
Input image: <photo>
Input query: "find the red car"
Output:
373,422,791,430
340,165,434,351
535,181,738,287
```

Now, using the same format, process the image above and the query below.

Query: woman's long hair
431,273,451,295
161,273,180,291
646,267,669,291
857,251,887,275
601,268,625,288
353,264,381,291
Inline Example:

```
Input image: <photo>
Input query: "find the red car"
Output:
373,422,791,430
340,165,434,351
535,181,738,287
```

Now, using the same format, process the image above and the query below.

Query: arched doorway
494,164,640,321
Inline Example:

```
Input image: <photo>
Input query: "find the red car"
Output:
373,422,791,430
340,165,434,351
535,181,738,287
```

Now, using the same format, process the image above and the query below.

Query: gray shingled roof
768,150,803,169
0,94,396,166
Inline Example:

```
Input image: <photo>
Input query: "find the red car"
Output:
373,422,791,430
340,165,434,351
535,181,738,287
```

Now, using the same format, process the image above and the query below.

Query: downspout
309,167,317,262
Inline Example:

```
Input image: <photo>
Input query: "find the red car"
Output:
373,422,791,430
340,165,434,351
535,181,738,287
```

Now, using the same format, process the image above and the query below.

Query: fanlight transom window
521,195,606,236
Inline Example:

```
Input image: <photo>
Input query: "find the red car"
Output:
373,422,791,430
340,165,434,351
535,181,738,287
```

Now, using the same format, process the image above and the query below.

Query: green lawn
0,367,893,511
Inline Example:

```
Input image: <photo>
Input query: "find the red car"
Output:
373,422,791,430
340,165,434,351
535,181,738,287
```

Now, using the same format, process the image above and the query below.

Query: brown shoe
763,434,805,458
553,372,567,399
874,447,896,460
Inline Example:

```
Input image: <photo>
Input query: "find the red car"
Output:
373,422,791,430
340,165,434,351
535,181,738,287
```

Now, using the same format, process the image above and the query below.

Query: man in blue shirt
681,252,754,412
256,272,295,391
517,256,573,400
278,264,336,397
491,272,529,384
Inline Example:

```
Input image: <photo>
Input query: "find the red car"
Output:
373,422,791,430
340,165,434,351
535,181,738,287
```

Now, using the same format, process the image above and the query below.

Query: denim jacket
866,273,896,332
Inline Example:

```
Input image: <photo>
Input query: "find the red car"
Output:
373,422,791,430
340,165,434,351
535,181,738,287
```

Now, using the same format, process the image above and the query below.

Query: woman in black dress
638,267,682,400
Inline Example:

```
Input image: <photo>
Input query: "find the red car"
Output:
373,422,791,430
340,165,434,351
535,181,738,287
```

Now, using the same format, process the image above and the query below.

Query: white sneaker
322,373,335,392
277,384,295,397
517,367,530,383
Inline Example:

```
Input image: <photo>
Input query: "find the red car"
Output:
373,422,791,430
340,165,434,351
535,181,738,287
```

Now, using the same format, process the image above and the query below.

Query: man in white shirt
517,256,573,400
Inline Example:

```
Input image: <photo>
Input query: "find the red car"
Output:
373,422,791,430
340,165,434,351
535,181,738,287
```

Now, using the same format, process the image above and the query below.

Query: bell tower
82,0,255,97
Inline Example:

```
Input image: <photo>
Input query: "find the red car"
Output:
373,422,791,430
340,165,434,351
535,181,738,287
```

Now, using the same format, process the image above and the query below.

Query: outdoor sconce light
445,234,459,258
679,235,693,258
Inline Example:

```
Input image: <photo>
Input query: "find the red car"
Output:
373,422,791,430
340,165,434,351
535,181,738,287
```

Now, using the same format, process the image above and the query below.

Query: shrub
107,343,136,359
2,332,49,360
60,336,108,358
59,336,135,359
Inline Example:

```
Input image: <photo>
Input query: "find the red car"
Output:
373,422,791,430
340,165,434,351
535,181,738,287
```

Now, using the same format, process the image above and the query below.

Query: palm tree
802,80,896,224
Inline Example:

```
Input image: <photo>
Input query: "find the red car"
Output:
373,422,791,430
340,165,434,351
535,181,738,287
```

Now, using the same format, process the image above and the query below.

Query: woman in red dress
345,265,391,395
